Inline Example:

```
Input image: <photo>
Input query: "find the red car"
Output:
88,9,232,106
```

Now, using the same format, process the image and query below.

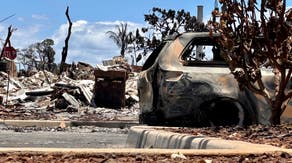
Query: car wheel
199,98,248,127
139,111,163,126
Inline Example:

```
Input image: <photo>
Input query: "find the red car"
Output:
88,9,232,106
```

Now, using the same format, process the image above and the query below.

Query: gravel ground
0,99,291,162
0,152,290,162
0,104,139,121
0,125,290,162
158,123,292,149
0,125,129,134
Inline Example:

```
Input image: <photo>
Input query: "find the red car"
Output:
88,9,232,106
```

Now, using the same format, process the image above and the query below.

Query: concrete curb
126,126,292,153
1,120,291,154
0,119,139,128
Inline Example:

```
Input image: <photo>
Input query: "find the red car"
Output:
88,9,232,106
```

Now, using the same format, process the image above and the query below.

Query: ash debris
0,60,140,121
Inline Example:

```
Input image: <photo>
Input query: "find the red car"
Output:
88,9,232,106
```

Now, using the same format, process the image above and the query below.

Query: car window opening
181,37,226,66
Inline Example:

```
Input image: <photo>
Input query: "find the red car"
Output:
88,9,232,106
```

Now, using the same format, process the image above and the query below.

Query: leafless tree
212,0,292,124
59,6,72,75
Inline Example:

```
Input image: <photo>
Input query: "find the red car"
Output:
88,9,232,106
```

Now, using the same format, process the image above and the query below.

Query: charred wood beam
25,88,54,96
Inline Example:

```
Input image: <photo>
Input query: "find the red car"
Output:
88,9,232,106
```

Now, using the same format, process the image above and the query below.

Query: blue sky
0,0,291,66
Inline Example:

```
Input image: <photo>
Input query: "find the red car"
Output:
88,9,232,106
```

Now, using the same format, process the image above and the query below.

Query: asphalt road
0,127,128,148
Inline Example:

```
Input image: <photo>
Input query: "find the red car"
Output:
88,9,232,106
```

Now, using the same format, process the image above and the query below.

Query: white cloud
0,26,6,34
0,24,42,49
17,17,25,22
12,25,43,48
2,20,143,67
52,20,143,66
32,14,48,20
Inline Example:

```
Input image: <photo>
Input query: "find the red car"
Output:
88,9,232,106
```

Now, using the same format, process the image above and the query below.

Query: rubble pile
125,74,139,107
66,62,95,80
0,63,139,121
19,70,58,89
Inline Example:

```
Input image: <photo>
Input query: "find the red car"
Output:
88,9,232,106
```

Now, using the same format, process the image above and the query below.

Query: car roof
181,32,219,39
164,32,220,41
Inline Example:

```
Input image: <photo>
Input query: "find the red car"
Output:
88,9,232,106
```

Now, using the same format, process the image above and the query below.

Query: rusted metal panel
0,60,17,77
131,65,143,72
0,61,7,72
93,69,128,109
138,71,155,113
138,32,279,125
94,69,128,80
158,69,240,119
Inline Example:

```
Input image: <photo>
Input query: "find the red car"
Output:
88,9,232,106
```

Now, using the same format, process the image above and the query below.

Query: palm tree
106,23,130,57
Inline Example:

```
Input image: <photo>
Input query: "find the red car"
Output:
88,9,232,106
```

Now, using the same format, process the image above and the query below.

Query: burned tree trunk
59,6,72,75
212,0,292,125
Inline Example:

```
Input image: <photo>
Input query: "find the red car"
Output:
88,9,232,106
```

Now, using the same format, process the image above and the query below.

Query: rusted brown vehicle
138,32,275,126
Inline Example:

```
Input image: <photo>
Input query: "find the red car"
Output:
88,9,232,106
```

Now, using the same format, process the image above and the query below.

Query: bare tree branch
212,0,291,124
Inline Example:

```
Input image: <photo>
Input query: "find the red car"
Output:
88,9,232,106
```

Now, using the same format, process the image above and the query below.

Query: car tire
199,98,248,126
139,112,163,126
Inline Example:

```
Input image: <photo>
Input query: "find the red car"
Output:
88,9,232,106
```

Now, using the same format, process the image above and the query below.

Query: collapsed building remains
0,61,140,121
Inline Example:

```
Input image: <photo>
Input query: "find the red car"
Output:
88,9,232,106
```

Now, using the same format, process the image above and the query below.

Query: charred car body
138,32,275,126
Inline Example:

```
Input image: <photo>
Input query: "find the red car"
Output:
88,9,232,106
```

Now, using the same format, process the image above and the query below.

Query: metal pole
6,70,9,106
196,5,204,60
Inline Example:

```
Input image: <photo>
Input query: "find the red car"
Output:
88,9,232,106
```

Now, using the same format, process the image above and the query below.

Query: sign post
0,26,16,106
2,46,17,60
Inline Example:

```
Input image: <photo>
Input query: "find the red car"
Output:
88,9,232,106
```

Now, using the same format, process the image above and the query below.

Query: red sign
2,46,17,60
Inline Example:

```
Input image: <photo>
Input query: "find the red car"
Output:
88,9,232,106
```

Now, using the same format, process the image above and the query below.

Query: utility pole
196,5,204,60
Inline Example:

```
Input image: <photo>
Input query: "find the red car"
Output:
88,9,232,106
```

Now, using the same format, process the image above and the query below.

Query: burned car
138,32,274,126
